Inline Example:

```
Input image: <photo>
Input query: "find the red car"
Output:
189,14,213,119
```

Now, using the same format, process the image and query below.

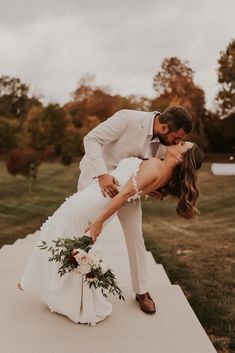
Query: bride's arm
86,160,160,241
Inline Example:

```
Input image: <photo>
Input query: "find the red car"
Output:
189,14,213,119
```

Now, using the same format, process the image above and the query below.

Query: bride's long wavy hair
162,144,203,220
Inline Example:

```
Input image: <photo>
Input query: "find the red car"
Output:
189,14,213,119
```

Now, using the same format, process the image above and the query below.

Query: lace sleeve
127,167,142,203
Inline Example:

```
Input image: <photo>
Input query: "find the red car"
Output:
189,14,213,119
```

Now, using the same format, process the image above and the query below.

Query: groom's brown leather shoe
136,292,156,314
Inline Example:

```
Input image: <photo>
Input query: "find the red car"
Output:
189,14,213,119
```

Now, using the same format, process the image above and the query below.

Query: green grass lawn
142,163,235,353
0,161,80,246
0,160,234,352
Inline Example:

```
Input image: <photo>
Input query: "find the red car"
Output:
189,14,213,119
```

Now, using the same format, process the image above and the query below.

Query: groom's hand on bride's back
98,174,120,198
148,189,166,201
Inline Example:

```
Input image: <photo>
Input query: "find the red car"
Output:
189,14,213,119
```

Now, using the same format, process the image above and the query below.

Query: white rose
74,266,82,275
74,264,91,275
100,261,109,274
78,263,91,275
74,250,92,274
74,249,90,264
88,245,102,265
92,263,100,270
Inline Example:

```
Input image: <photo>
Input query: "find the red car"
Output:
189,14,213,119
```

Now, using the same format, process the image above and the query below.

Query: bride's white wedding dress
20,157,143,325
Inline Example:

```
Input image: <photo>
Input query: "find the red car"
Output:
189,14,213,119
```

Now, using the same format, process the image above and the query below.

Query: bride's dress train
19,157,143,324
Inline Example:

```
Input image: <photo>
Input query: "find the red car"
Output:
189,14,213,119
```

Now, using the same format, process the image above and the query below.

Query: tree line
0,39,234,182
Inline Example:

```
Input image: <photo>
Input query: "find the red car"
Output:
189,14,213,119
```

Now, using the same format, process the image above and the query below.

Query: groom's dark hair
159,106,192,133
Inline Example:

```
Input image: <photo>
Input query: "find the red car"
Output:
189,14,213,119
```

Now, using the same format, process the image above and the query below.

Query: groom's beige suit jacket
78,109,165,190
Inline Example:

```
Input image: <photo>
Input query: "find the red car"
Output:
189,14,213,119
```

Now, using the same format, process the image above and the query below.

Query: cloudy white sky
0,0,234,109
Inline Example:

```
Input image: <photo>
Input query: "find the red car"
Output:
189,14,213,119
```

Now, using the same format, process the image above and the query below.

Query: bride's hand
85,220,103,242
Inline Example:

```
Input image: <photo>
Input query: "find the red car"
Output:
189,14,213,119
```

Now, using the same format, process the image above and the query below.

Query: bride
18,141,203,325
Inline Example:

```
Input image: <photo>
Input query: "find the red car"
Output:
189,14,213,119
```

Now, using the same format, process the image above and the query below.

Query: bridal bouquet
38,234,124,301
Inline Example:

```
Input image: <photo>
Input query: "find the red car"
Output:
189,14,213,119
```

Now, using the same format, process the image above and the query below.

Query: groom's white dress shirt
143,112,160,159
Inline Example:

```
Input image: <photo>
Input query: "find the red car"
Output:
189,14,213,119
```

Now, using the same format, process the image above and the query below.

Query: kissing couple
18,106,203,325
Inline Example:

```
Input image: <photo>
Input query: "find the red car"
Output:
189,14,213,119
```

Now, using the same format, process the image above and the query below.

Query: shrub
6,148,41,178
6,148,23,176
6,148,41,199
60,152,73,166
42,145,58,162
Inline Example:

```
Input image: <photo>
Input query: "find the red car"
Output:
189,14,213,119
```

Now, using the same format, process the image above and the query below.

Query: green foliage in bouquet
38,235,92,275
38,235,124,301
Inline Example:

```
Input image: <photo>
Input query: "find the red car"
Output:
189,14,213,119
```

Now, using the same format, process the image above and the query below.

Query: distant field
0,160,234,353
0,161,80,247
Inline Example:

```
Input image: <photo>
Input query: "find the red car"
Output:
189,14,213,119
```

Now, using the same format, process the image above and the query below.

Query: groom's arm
87,159,159,241
83,110,129,178
148,188,167,201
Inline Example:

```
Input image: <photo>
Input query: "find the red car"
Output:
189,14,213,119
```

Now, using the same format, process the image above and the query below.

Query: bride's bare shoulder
140,157,163,175
141,157,162,168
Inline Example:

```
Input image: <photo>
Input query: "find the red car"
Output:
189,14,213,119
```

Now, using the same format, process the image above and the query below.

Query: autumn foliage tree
216,39,235,116
0,117,18,153
39,104,66,153
216,39,235,117
6,148,41,198
21,104,44,151
0,75,30,118
21,103,82,164
0,75,41,121
204,111,235,152
0,75,42,154
2,53,234,162
151,57,207,147
66,75,150,137
203,39,235,152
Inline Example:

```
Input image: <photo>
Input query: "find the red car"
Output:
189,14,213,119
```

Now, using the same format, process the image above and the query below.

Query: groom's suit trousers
117,199,149,294
77,179,149,295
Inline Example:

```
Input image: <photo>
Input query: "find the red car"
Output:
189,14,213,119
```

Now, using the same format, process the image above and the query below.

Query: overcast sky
0,0,234,109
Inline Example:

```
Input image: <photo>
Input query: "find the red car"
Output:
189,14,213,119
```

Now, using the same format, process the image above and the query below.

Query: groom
77,106,192,314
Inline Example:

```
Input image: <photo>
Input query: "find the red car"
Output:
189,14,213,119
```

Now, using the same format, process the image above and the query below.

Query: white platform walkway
0,218,217,353
211,163,235,175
